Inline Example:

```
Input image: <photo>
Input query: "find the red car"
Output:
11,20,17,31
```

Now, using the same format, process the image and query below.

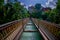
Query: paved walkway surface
18,20,44,40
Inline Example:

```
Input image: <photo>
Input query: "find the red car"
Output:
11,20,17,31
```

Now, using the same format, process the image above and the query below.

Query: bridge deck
0,18,58,40
18,20,44,40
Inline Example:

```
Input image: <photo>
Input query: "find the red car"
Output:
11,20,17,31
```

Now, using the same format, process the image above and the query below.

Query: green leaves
43,0,60,24
0,0,4,5
0,1,29,24
35,4,41,10
31,3,42,19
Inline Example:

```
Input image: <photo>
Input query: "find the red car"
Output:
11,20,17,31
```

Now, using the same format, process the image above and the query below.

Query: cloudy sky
5,0,57,9
19,0,47,8
19,0,47,6
18,0,57,9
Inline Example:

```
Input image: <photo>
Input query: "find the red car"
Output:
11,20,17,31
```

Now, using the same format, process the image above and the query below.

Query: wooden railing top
40,20,60,28
32,18,60,28
0,19,21,30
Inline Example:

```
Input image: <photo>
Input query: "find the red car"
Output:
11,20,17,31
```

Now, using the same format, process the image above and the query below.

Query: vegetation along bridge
0,18,60,40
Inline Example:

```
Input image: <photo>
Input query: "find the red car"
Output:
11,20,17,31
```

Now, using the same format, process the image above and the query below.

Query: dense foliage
0,0,60,24
0,0,30,24
31,0,60,24
43,0,60,24
31,4,42,19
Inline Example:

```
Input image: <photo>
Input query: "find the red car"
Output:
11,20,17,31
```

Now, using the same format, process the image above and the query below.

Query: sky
18,0,57,9
4,0,57,9
46,0,57,9
18,0,47,9
19,0,47,6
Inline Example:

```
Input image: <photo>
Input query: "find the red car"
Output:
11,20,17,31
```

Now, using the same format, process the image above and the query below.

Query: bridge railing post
22,18,24,31
37,19,39,28
0,20,21,40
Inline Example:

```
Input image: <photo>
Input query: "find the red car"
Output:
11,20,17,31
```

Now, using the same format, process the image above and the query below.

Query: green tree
0,0,4,24
55,0,60,24
32,3,42,19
